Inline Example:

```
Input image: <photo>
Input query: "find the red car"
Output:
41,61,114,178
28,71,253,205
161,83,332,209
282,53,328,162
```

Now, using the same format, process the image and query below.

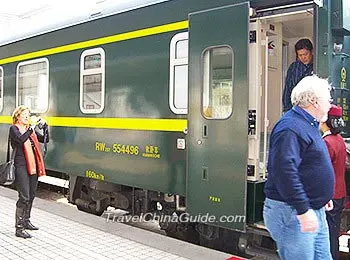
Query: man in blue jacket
264,75,334,260
282,38,313,112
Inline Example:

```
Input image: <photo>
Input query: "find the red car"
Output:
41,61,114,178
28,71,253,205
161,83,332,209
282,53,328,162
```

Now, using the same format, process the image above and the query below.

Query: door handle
202,166,208,181
203,124,208,138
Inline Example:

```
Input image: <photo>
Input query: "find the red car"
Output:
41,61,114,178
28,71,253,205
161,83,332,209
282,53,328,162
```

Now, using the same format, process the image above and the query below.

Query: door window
202,46,233,119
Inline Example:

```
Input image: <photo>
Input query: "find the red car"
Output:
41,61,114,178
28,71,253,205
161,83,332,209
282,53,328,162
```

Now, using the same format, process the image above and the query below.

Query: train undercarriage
68,175,279,258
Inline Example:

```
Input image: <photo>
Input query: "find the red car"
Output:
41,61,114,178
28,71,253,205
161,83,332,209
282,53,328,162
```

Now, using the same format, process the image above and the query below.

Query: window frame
16,58,49,113
201,45,234,120
80,47,106,114
169,32,188,115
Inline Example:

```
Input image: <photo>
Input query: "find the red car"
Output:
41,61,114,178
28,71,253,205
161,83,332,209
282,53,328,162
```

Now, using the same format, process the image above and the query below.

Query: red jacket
323,133,347,199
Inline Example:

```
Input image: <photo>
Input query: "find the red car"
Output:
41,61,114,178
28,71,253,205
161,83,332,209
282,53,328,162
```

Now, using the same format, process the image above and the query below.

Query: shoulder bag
0,134,16,185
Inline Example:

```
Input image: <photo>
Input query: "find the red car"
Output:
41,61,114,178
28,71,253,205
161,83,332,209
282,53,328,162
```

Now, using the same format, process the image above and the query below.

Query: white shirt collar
322,130,332,138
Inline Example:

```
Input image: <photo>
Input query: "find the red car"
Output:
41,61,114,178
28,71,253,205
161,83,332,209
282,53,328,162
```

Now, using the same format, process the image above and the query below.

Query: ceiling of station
0,0,165,44
0,0,49,20
0,0,134,44
0,0,94,43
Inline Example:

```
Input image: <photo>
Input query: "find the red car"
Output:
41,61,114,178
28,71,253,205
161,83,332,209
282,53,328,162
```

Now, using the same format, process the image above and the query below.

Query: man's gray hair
291,75,331,107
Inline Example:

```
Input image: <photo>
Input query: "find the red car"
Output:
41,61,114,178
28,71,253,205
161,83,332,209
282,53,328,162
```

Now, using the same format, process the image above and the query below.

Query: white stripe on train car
38,176,69,188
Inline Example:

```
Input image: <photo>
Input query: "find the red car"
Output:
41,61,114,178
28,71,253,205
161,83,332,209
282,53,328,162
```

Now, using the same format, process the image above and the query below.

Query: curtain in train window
80,48,105,114
202,46,233,119
169,32,188,114
16,59,49,113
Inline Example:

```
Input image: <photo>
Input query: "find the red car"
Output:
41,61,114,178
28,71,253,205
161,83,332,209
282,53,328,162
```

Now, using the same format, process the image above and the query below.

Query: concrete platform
0,186,243,260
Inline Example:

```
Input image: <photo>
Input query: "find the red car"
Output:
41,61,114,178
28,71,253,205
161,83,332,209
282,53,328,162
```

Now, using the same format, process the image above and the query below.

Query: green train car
0,0,349,257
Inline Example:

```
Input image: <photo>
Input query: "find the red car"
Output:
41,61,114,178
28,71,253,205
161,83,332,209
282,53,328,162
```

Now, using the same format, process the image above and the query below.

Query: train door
187,2,249,231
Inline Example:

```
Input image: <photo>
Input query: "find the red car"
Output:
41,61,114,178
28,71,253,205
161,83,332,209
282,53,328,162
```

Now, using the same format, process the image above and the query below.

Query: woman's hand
37,118,47,129
325,200,334,211
29,122,36,130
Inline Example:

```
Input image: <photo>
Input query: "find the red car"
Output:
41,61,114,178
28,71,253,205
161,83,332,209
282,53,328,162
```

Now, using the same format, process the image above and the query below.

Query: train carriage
0,0,349,257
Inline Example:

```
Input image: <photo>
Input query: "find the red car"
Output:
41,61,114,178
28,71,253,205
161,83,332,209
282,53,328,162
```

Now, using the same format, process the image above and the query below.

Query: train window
202,46,233,119
16,58,49,113
176,40,188,59
0,67,3,112
80,48,105,114
169,32,188,114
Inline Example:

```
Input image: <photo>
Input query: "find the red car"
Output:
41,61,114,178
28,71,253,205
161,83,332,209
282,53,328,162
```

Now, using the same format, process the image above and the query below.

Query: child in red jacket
321,104,347,260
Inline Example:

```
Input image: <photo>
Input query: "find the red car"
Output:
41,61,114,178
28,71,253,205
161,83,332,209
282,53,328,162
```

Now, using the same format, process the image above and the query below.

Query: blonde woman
10,105,49,238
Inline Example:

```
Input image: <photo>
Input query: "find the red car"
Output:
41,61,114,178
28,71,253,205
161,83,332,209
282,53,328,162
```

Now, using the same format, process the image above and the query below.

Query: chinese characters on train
338,67,349,121
95,141,161,159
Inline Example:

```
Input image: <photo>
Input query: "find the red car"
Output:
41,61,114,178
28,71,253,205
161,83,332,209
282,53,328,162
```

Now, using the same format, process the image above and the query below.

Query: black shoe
25,221,39,230
15,229,32,239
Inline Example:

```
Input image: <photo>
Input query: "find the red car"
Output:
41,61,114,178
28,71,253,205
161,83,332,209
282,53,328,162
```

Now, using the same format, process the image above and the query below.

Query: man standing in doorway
282,38,314,112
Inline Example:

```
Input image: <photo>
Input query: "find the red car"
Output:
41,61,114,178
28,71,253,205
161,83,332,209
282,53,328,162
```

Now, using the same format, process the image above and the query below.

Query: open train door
187,2,249,231
313,0,330,78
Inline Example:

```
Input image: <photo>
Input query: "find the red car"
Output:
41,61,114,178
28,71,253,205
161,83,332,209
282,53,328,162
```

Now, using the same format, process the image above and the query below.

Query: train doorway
247,7,314,182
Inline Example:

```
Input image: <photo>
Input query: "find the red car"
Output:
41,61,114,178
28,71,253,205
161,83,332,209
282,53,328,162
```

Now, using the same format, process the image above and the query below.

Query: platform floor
0,186,240,260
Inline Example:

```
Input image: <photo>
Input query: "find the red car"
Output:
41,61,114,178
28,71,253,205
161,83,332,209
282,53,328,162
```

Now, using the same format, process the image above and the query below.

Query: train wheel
76,203,106,216
159,210,199,244
75,184,108,216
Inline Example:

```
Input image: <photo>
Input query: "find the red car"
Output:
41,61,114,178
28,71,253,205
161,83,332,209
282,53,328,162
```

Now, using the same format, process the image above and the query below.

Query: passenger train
0,0,349,257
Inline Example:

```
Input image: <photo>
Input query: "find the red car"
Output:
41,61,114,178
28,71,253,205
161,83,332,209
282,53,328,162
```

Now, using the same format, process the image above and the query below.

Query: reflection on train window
0,67,3,112
80,48,105,114
16,58,49,113
169,32,188,114
176,40,188,59
202,46,233,119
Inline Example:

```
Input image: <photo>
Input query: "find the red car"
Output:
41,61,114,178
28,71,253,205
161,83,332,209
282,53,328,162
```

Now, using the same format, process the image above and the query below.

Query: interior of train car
248,6,313,181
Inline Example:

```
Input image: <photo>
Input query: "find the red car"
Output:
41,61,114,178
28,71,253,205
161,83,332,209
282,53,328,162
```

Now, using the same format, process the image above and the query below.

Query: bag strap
43,125,48,157
7,133,16,162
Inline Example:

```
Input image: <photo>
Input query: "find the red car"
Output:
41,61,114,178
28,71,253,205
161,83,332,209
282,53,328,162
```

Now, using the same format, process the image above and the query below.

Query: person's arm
9,125,33,145
282,63,297,112
324,138,336,164
35,127,49,143
270,130,310,214
35,118,49,143
271,130,319,232
323,138,335,212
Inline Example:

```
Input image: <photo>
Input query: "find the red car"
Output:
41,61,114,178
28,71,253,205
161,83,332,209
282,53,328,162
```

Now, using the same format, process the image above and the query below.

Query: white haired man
263,75,334,259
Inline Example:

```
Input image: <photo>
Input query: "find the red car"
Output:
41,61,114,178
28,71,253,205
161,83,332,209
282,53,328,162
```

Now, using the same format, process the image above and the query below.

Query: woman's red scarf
15,125,46,176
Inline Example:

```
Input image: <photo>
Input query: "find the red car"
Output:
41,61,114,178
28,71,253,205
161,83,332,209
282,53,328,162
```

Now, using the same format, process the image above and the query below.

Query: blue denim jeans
263,198,332,260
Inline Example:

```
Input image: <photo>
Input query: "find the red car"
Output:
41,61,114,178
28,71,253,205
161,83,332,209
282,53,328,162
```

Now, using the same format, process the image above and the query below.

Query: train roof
0,0,170,46
0,0,315,47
